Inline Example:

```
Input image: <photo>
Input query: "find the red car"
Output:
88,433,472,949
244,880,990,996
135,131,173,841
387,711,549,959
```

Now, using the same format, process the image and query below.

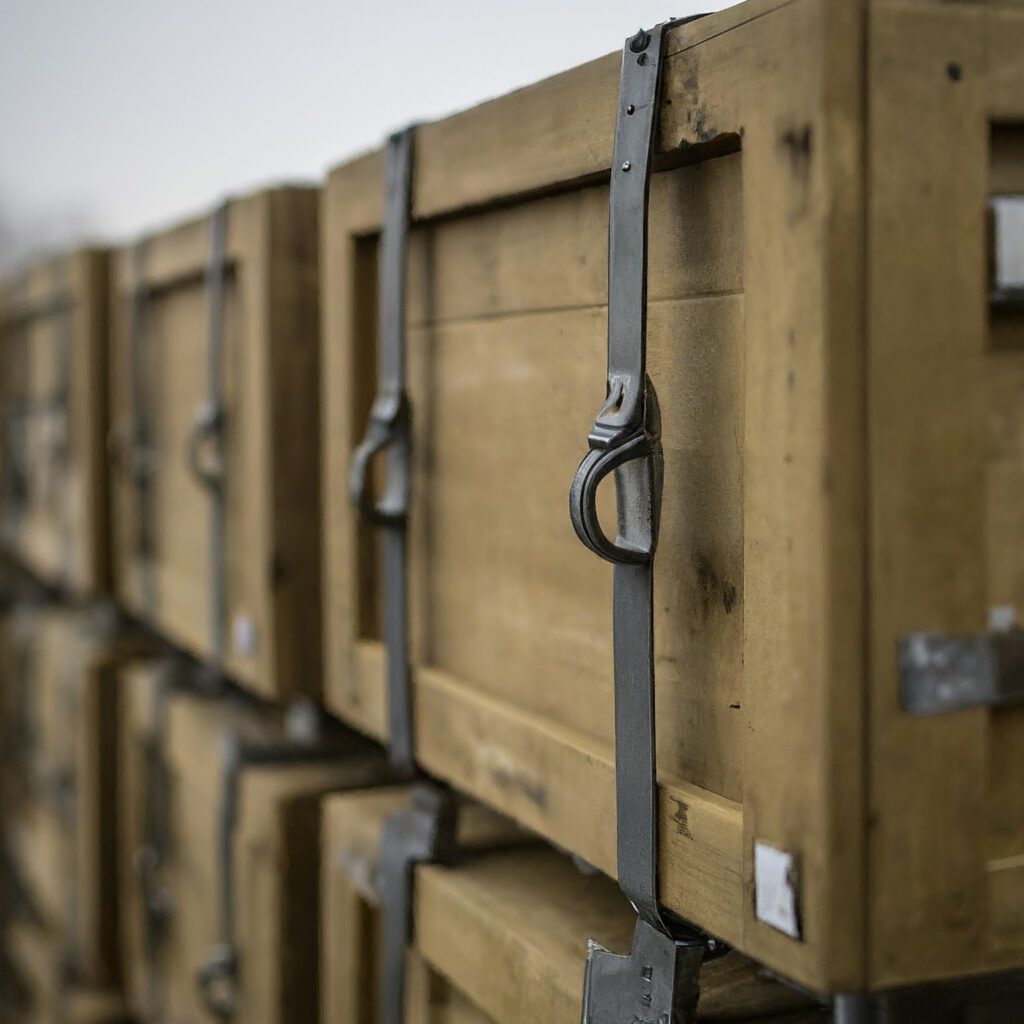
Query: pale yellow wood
867,2,1024,988
414,846,820,1024
0,249,110,596
322,0,867,993
109,187,320,700
320,789,527,1024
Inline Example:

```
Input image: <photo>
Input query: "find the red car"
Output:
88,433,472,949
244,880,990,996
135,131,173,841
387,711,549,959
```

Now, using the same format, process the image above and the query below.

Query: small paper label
755,842,801,939
232,615,258,658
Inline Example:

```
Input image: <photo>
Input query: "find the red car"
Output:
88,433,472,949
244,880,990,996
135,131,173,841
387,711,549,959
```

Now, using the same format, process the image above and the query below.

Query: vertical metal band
136,663,180,1023
188,201,230,661
378,784,458,1024
570,21,719,1024
349,128,416,772
570,20,669,931
53,259,74,585
129,241,157,615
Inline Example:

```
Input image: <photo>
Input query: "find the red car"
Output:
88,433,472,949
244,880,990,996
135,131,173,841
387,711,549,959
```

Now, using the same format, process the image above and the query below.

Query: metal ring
348,394,409,526
186,401,225,491
569,435,656,565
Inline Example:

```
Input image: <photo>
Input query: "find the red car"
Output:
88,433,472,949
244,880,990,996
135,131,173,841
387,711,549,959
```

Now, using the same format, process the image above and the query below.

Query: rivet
621,161,631,172
641,965,654,980
629,28,651,53
637,53,648,66
626,104,636,115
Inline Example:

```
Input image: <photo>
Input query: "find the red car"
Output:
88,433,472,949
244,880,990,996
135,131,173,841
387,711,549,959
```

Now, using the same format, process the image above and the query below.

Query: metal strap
136,662,181,1023
569,20,668,932
129,240,157,615
378,783,458,1024
570,22,719,1024
900,628,1024,714
188,202,230,660
52,260,74,585
349,128,416,772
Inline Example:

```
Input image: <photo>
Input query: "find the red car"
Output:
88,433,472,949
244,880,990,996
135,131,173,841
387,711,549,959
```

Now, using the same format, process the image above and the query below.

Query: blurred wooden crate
321,0,1024,994
0,603,151,992
108,187,320,700
0,249,110,596
117,662,385,1024
319,790,826,1024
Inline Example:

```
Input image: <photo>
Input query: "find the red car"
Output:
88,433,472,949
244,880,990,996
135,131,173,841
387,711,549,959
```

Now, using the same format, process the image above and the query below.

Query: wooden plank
319,788,527,1024
867,1,1024,988
109,187,321,700
322,0,867,993
0,248,110,596
414,846,821,1024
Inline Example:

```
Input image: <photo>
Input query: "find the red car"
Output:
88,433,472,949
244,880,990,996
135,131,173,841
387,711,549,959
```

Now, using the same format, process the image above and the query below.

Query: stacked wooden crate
0,0,1022,1021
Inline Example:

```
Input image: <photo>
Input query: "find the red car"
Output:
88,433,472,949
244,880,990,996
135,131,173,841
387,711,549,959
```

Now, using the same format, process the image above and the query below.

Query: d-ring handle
569,379,663,566
186,400,225,491
196,941,237,1020
348,391,410,527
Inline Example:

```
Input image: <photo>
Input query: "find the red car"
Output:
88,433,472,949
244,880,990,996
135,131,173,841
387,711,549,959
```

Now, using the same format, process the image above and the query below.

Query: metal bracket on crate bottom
581,917,709,1024
900,627,1024,714
378,783,459,1024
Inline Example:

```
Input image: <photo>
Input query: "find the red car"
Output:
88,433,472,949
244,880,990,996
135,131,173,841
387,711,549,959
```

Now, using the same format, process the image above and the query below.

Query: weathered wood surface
319,788,528,1024
0,249,110,596
320,789,825,1023
322,0,1024,994
0,603,151,993
108,187,321,700
866,1,1024,989
117,664,384,1024
322,0,865,994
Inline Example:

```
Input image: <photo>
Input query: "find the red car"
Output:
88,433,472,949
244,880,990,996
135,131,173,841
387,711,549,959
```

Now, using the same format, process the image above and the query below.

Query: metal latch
377,783,459,1024
990,195,1024,308
900,627,1024,714
569,21,723,1024
349,127,416,772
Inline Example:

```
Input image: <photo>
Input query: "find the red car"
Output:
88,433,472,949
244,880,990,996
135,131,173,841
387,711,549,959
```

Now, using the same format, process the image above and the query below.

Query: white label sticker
233,615,258,658
755,842,802,939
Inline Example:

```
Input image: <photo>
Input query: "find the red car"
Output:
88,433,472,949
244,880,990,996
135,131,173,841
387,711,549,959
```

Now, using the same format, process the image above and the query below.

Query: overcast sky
0,1,734,271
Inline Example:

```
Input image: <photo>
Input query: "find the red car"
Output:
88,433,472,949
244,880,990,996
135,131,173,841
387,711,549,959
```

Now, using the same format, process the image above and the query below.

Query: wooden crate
321,0,1024,995
117,663,385,1024
319,788,525,1024
319,791,827,1024
0,250,109,596
108,187,321,700
0,603,151,991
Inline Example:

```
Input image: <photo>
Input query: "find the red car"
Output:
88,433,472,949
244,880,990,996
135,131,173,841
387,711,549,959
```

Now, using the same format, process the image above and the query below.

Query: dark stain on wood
695,551,739,616
491,766,547,810
673,799,693,839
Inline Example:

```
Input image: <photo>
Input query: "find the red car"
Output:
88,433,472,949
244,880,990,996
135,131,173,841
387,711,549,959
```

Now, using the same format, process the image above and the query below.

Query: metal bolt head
629,28,651,53
621,161,631,172
626,104,636,115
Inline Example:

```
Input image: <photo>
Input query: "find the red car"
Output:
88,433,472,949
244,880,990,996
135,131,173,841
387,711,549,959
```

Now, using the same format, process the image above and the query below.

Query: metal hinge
569,21,722,1024
349,127,417,772
900,627,1024,715
377,783,459,1024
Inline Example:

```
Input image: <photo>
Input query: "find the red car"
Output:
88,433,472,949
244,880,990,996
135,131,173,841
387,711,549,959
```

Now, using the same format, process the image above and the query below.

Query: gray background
0,0,730,272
